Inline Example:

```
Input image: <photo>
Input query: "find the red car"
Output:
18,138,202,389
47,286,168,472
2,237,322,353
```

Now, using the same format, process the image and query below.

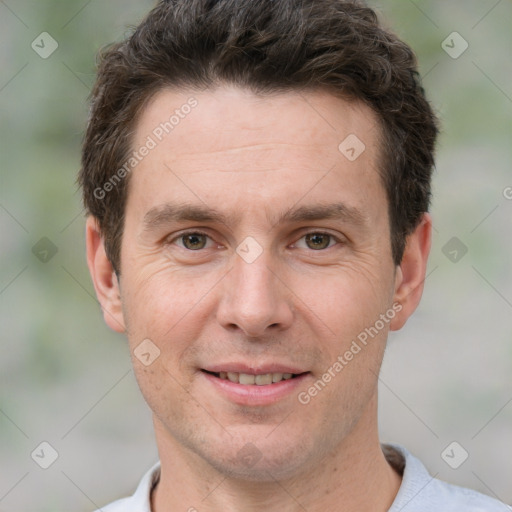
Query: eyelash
168,230,343,251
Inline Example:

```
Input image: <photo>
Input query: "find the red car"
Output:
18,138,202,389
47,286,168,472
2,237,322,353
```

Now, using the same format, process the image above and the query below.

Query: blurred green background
1,1,511,510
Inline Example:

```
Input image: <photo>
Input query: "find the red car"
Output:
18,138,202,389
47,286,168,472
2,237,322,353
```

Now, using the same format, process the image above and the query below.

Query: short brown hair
79,0,439,273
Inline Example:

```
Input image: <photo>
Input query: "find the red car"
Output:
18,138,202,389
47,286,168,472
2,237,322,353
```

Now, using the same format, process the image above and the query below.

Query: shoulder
91,462,161,512
93,496,133,512
386,444,509,512
418,478,509,511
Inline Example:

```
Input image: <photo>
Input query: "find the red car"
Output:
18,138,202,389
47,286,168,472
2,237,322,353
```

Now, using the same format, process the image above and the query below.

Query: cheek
300,269,390,403
132,359,193,430
119,269,218,404
293,261,393,339
121,260,219,336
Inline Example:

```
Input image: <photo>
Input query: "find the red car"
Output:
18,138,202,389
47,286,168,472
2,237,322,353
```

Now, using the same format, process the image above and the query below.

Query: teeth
239,373,255,385
255,374,273,385
217,371,298,385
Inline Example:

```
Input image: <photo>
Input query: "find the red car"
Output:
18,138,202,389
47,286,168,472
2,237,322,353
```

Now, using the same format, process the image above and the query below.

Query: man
80,0,507,510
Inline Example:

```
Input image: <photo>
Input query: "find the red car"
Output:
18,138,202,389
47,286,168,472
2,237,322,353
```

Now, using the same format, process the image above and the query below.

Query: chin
196,429,321,482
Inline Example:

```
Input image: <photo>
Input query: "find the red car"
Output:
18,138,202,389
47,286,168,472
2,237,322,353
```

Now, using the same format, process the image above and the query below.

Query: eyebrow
142,201,367,232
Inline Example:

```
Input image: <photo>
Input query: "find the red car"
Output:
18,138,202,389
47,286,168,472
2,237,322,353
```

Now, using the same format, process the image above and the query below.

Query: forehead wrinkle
176,167,331,175
158,141,337,175
175,141,326,155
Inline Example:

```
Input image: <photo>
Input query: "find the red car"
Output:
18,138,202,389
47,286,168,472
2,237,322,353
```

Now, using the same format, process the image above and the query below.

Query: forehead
135,85,380,157
127,85,385,221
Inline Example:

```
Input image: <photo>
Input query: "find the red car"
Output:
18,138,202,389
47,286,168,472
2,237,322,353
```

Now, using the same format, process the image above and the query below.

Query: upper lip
202,363,308,375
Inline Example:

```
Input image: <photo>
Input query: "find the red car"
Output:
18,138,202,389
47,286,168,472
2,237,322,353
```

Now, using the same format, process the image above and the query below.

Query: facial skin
87,86,431,511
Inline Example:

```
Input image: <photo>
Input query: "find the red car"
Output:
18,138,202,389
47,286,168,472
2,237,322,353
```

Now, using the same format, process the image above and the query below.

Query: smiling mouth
202,370,308,385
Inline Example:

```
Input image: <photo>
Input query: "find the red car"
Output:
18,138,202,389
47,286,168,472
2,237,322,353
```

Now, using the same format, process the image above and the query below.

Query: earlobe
390,213,432,331
85,216,126,333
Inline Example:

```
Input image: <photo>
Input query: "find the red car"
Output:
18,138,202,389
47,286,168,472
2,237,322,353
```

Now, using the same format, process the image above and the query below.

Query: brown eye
304,233,332,250
181,233,208,250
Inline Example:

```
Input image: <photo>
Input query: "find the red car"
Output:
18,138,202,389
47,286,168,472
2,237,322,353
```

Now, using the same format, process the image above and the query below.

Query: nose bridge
217,244,293,336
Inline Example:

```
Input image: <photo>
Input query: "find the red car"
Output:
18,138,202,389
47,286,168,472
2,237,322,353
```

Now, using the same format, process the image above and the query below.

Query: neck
152,394,402,512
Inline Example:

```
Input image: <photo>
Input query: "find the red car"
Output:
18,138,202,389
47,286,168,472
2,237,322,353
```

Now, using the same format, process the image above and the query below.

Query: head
82,0,437,480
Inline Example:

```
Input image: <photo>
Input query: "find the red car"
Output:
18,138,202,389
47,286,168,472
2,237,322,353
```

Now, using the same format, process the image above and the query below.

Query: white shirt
95,444,508,511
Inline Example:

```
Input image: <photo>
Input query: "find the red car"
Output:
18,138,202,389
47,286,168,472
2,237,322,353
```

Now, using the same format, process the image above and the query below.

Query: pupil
184,234,205,250
306,233,329,250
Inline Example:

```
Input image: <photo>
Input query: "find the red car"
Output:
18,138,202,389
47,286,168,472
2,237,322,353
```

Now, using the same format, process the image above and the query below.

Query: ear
85,216,126,333
389,213,432,331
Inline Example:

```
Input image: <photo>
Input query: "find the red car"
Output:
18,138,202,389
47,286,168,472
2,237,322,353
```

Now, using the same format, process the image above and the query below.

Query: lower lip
201,371,310,406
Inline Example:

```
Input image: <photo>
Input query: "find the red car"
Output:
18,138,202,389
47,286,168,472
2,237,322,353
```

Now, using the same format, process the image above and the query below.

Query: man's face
109,87,402,479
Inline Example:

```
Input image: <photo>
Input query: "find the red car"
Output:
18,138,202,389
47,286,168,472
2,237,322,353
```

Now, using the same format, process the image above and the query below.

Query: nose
216,248,294,338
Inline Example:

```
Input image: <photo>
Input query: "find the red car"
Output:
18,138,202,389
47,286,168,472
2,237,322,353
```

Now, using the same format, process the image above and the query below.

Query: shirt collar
130,461,160,512
129,445,420,511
